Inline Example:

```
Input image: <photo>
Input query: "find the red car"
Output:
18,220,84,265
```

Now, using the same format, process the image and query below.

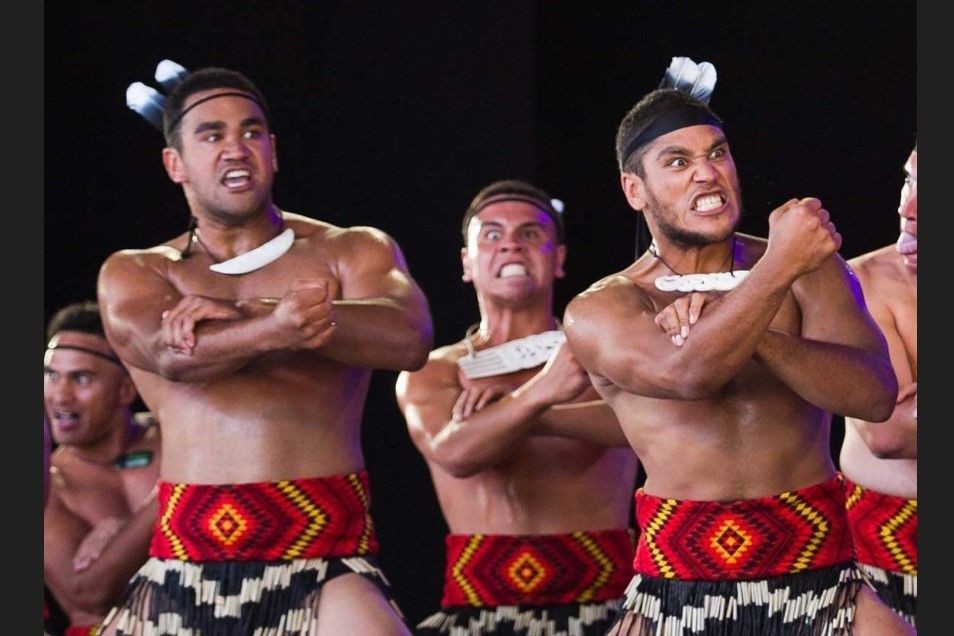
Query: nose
691,159,719,182
899,187,917,221
498,234,527,252
222,135,251,159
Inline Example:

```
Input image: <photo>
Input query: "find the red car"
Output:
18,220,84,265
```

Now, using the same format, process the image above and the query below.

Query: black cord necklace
648,235,736,277
649,236,749,292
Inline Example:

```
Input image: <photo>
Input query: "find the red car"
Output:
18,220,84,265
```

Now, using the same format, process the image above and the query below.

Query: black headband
462,194,564,242
45,344,123,366
167,91,266,133
620,104,723,169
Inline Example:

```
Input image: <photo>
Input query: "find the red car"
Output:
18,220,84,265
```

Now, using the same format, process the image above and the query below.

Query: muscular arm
318,227,433,371
396,342,592,477
43,487,157,619
565,256,794,400
97,249,273,381
753,256,897,421
534,399,630,446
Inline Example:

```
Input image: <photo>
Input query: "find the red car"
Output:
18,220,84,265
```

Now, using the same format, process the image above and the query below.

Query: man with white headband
96,65,433,635
563,86,913,633
840,143,917,628
396,179,639,635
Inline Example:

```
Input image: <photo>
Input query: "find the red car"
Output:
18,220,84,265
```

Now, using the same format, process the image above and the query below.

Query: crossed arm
97,227,433,381
396,341,627,478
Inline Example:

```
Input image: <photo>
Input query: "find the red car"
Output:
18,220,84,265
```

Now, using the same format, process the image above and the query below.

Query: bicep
396,366,462,457
565,291,679,397
97,253,181,371
337,229,425,303
795,256,887,353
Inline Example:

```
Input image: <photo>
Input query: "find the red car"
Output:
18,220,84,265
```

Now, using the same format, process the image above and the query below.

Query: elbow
430,440,483,479
394,323,434,371
863,373,900,423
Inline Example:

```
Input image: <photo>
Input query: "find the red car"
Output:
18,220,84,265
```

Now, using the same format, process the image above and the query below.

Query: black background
45,2,917,628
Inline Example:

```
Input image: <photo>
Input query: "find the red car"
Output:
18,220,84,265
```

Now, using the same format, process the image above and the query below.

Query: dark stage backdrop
45,2,915,626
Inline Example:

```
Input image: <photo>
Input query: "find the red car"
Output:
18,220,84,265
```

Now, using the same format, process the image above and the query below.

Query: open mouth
498,263,528,278
222,169,252,189
692,193,724,213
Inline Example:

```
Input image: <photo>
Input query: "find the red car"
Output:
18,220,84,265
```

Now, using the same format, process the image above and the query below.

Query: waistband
150,470,378,561
441,528,635,608
842,477,917,575
634,475,853,580
65,627,98,636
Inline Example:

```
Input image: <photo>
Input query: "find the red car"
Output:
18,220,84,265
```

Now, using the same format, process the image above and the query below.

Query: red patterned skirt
418,528,635,635
610,476,864,635
98,471,405,635
842,476,917,627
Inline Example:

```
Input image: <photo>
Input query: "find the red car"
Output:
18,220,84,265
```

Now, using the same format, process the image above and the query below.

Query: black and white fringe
416,599,623,636
856,563,917,629
605,564,864,636
99,556,404,635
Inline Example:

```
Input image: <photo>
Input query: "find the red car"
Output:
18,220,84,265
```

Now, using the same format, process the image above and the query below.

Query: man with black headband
96,66,433,635
396,179,639,635
43,301,161,636
840,143,917,628
563,88,913,633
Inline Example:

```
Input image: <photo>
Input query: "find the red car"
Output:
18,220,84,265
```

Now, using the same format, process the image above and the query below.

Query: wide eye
709,146,727,159
522,227,541,240
75,373,93,387
484,229,502,241
667,157,688,168
43,370,59,383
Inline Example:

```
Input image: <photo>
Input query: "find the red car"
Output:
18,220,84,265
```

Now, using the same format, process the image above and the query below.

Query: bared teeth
499,263,527,278
694,194,722,211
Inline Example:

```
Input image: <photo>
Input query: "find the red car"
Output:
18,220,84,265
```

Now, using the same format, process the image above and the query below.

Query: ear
620,172,647,211
461,247,473,283
270,133,278,172
554,243,567,279
162,147,187,183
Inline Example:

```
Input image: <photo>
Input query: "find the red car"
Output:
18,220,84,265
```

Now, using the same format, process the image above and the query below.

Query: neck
649,235,737,276
69,413,143,467
468,307,559,348
185,207,284,262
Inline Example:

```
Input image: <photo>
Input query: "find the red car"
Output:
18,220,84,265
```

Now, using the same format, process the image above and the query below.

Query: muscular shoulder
396,341,466,402
566,273,650,330
848,245,903,291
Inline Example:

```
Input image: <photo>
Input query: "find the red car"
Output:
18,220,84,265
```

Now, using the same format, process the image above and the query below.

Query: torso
841,245,917,497
117,214,372,484
591,234,835,501
426,342,637,535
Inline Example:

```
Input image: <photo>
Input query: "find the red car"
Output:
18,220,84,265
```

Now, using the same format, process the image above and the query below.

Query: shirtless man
96,66,432,635
840,144,917,627
396,180,639,635
43,301,161,636
563,88,913,634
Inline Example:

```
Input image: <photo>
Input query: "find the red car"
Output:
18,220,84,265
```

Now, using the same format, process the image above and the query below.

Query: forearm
62,499,157,614
534,401,630,446
156,314,277,381
661,264,794,396
320,299,432,370
755,329,897,421
430,390,547,477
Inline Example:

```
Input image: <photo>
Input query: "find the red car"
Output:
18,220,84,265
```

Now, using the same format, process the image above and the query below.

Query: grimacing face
461,200,566,299
624,124,741,248
163,90,278,225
